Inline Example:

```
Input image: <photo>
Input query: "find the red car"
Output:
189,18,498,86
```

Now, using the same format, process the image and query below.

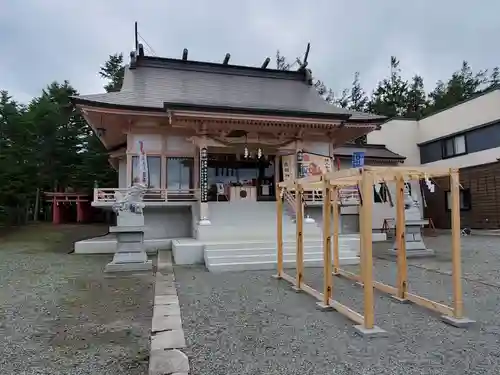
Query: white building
368,87,500,229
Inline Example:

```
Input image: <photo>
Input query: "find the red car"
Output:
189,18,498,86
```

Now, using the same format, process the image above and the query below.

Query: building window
167,157,194,191
445,189,471,211
131,156,161,188
442,135,466,158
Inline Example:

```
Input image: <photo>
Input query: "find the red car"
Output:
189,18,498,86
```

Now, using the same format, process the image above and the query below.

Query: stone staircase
197,201,361,273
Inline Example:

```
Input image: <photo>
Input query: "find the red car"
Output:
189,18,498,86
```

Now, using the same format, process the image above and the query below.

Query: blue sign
352,152,365,168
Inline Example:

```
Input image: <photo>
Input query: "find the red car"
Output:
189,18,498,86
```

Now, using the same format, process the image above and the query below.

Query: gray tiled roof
333,144,405,160
74,57,385,121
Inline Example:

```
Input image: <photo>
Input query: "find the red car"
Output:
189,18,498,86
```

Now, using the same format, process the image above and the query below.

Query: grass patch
0,224,65,244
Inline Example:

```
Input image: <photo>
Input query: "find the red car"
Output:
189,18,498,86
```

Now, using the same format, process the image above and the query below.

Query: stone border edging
149,251,189,375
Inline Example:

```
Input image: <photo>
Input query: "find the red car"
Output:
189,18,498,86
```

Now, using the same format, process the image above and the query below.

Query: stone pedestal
105,212,152,272
388,219,435,258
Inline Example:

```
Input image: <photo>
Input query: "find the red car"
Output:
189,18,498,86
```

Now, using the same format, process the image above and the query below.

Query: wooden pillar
358,189,365,286
160,155,167,189
76,201,84,223
295,183,304,290
322,179,332,306
332,186,340,275
361,170,375,329
395,175,408,300
274,155,280,192
450,169,464,318
126,154,132,187
193,146,200,190
275,185,284,278
52,198,61,225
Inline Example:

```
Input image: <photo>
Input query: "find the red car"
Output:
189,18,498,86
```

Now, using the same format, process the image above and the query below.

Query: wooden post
52,198,61,225
395,174,408,300
76,201,84,223
322,179,332,305
361,170,375,329
358,189,365,286
295,183,304,290
276,186,284,278
450,169,464,318
332,186,340,275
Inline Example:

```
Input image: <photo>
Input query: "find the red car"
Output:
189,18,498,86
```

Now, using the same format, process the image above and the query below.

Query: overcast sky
1,0,499,103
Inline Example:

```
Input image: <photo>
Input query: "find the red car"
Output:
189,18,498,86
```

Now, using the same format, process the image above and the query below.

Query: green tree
99,53,125,92
426,61,488,114
348,72,368,111
368,56,409,117
488,67,500,88
405,75,428,119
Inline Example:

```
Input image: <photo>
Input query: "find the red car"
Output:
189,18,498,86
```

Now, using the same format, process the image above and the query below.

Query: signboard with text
352,152,365,168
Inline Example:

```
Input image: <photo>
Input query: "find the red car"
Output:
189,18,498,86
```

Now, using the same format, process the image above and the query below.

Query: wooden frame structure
275,166,474,336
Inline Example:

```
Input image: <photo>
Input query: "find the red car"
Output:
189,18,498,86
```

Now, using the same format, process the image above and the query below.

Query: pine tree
488,67,500,88
368,56,409,117
349,72,368,111
405,75,428,119
426,61,488,114
99,53,125,92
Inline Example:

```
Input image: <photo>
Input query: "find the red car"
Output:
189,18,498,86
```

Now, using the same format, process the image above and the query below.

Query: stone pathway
149,251,190,375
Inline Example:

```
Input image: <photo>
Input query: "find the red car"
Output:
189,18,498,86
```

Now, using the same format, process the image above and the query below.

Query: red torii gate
44,192,91,224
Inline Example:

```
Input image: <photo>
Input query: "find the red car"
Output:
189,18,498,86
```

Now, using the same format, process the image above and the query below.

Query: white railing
93,188,199,203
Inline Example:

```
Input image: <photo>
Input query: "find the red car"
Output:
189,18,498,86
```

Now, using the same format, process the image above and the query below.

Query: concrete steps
204,237,360,273
195,201,369,272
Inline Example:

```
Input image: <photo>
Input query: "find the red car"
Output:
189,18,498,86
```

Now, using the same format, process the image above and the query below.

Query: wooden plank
361,170,375,329
328,298,365,325
337,269,397,295
302,282,323,301
332,186,340,275
374,281,398,295
322,180,333,306
338,268,361,282
406,292,454,316
281,273,323,301
325,168,363,181
281,166,453,190
296,183,304,289
450,169,464,318
281,271,295,286
276,186,284,278
279,174,324,188
364,166,451,177
395,174,408,300
281,270,364,325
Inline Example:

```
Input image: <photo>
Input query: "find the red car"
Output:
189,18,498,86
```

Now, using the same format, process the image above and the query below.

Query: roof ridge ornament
129,50,137,68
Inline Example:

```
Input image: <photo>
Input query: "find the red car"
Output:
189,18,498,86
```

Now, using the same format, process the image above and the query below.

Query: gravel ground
0,224,154,375
175,235,500,375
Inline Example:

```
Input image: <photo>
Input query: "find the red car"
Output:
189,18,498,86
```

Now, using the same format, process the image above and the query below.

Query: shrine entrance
206,152,277,202
44,192,92,224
